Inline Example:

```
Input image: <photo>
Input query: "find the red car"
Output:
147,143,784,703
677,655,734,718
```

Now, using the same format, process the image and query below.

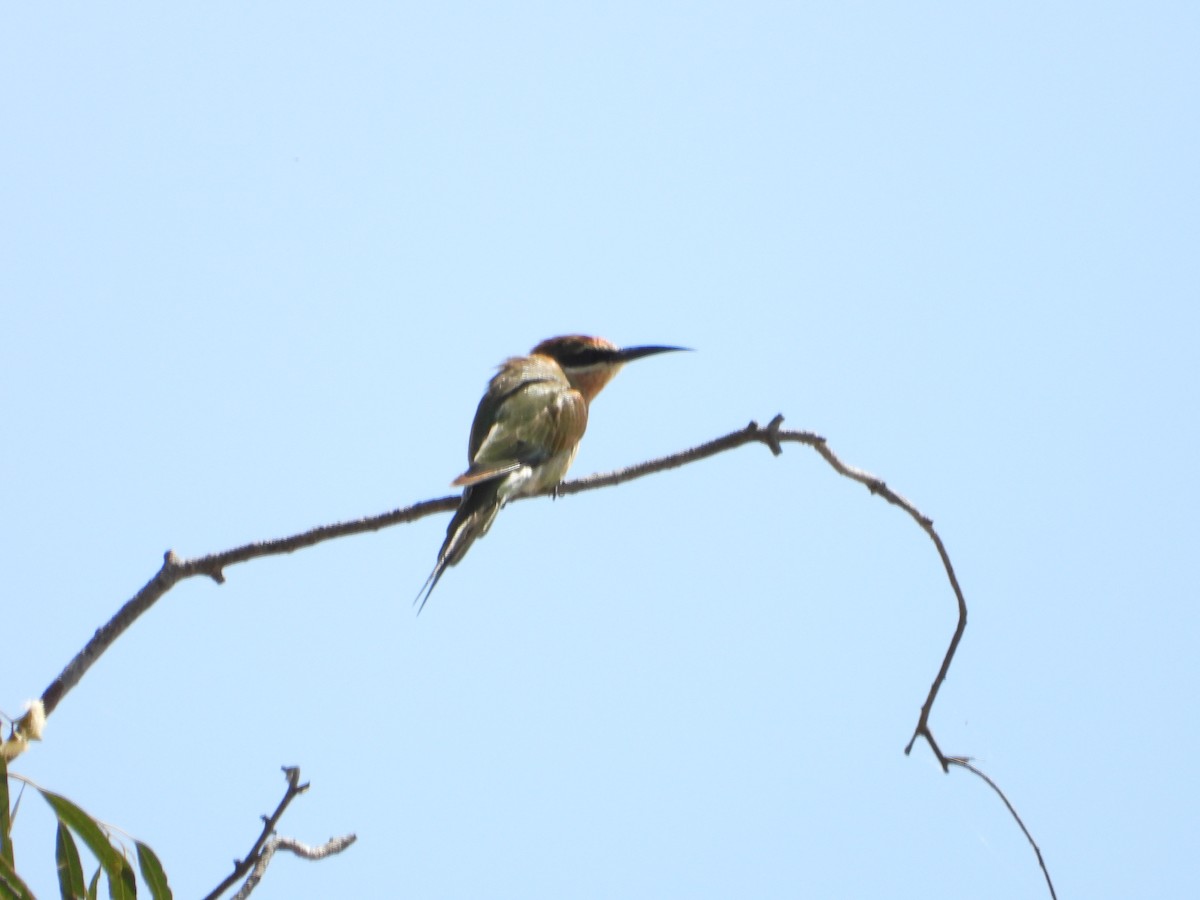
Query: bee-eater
416,335,686,612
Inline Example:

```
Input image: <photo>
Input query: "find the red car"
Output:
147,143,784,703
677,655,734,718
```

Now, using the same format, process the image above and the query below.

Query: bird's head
531,335,688,402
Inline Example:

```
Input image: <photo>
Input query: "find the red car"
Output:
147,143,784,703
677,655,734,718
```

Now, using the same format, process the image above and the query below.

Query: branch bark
948,757,1058,899
202,766,356,900
28,413,1053,896
36,415,965,761
230,834,358,900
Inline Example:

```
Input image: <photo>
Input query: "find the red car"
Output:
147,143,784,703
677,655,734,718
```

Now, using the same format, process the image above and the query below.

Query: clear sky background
3,3,1197,898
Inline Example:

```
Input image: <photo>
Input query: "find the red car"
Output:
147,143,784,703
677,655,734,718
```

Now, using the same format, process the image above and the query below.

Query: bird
416,335,687,612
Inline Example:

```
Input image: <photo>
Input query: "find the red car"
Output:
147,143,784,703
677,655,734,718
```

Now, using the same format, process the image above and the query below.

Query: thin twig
948,757,1057,900
230,834,357,900
201,766,312,900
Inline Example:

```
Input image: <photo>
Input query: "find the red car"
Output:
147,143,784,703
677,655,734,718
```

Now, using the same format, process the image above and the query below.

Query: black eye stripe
554,347,614,368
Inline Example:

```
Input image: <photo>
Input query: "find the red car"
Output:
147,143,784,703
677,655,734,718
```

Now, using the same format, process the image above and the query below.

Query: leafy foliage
0,761,171,900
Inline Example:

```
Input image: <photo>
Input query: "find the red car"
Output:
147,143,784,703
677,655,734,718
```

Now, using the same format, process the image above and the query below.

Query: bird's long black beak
614,345,692,363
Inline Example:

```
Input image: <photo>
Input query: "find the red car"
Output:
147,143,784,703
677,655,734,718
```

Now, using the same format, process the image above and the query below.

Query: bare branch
202,767,353,900
30,413,1051,895
39,498,457,718
561,414,968,770
230,834,357,900
41,415,965,763
947,757,1057,900
39,416,964,753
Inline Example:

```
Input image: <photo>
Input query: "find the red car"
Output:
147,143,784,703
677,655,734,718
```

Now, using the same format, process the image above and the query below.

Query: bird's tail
415,482,504,614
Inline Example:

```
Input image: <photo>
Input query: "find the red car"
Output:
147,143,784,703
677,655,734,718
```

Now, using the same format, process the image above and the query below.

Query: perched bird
416,335,686,611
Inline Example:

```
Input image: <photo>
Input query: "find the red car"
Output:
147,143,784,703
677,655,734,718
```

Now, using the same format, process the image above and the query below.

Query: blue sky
3,2,1198,897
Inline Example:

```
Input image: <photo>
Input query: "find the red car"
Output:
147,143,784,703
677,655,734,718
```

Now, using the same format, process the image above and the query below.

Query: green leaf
87,867,100,900
134,844,170,900
57,821,87,900
0,755,12,870
39,791,132,900
0,851,35,900
108,856,135,900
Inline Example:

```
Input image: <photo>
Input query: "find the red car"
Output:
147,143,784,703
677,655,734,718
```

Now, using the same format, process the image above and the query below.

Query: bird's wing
451,377,588,487
450,461,525,488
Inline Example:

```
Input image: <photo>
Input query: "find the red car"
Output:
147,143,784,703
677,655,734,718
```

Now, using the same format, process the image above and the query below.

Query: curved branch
230,834,358,900
39,415,962,756
28,413,1051,896
41,416,963,744
948,758,1057,899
